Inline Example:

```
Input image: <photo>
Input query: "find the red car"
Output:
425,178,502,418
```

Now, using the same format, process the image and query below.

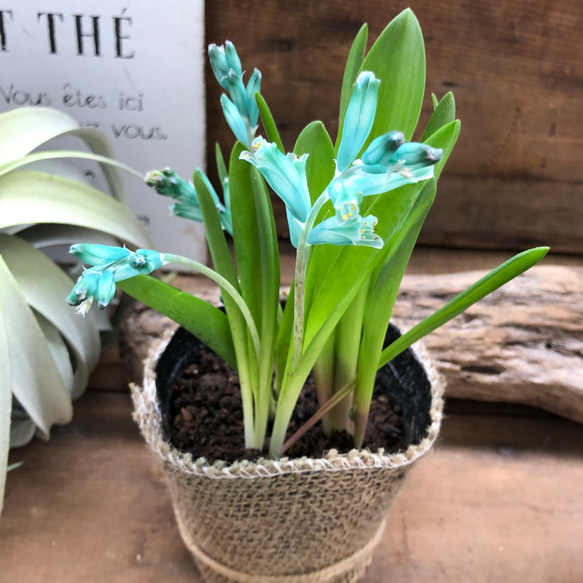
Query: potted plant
65,9,547,582
0,106,150,513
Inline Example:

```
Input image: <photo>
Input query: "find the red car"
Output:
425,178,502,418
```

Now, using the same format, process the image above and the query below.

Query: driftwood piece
119,266,583,423
394,265,583,423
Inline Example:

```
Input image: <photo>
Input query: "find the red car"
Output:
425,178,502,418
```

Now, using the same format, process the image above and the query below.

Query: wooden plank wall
206,0,583,254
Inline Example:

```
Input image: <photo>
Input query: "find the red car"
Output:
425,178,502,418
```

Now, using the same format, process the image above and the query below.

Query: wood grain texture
394,265,583,422
206,0,583,252
1,392,581,582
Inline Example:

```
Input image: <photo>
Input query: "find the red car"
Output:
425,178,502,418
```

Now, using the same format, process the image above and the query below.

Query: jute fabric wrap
132,331,444,583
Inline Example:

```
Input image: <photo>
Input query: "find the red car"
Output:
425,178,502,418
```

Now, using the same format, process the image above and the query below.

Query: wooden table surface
1,392,581,583
2,248,582,582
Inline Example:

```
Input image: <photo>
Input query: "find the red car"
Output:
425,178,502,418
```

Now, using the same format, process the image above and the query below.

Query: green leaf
353,180,436,445
256,93,285,153
304,181,425,347
421,91,456,142
0,306,10,515
294,121,336,204
0,255,73,439
378,247,550,368
215,143,228,184
229,143,264,324
274,283,294,394
193,170,239,287
0,170,150,249
338,24,369,138
339,9,426,148
118,275,237,369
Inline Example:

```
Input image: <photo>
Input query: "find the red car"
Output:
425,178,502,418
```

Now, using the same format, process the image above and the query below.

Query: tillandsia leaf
357,9,425,143
421,91,456,142
256,93,285,154
240,137,312,223
336,71,380,172
0,255,73,441
0,306,11,515
338,24,369,133
0,108,128,204
0,170,150,249
0,234,99,398
378,247,550,369
118,276,237,369
35,312,74,398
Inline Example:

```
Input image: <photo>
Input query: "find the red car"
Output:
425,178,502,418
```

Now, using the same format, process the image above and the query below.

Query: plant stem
291,233,309,368
290,191,331,369
281,377,357,455
162,254,261,362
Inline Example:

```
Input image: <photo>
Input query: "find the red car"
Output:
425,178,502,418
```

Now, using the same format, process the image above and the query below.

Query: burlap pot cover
132,325,444,583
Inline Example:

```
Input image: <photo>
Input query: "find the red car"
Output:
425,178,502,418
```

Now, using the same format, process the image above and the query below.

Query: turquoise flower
208,41,242,89
209,41,262,147
336,72,380,172
307,214,382,248
145,167,232,235
69,244,130,266
241,137,312,223
67,246,166,314
221,94,249,146
361,131,405,166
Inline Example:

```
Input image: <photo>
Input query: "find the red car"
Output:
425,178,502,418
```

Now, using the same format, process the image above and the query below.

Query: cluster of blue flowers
66,245,164,315
240,69,441,248
145,167,232,235
148,42,442,250
208,41,261,149
67,41,442,314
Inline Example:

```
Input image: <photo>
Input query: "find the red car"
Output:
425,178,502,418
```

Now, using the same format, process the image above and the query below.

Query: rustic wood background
206,0,583,254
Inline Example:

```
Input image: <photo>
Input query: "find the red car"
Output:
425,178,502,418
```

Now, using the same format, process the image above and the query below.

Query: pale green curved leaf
0,255,73,438
0,108,128,203
34,312,74,397
0,150,144,182
0,233,101,373
10,406,36,447
15,224,119,250
0,307,10,515
0,171,150,249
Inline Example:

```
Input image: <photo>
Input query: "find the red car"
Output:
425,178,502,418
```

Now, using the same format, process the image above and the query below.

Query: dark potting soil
169,349,406,464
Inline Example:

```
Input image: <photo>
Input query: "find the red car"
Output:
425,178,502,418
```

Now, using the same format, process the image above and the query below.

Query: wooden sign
0,0,207,260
